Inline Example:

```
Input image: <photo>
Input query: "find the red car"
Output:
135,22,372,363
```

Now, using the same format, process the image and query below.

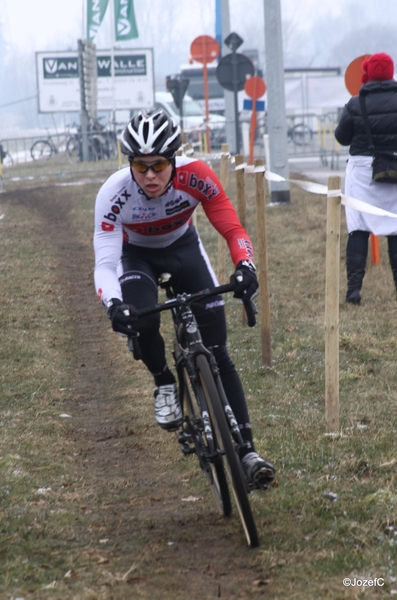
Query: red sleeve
174,159,254,265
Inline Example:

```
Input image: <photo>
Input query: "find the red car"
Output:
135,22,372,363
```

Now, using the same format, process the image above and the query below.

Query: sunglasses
130,158,171,174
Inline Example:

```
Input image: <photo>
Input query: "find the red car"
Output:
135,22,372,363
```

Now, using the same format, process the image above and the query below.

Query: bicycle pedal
178,429,193,444
179,442,196,456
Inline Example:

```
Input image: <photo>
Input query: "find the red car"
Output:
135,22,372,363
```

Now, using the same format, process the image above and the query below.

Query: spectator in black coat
335,53,397,304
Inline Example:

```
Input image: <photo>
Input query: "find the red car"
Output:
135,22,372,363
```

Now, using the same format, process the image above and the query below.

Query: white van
154,91,226,149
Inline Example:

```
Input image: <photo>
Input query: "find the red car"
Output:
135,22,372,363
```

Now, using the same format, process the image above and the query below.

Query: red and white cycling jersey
94,155,254,304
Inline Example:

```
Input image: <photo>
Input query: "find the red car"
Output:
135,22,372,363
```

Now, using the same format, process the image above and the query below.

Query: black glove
106,298,138,336
230,261,258,300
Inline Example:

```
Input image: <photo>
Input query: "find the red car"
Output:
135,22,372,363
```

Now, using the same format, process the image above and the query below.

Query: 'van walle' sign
36,48,154,112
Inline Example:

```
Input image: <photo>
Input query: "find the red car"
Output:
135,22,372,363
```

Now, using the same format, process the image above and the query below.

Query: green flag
87,0,109,41
114,0,139,41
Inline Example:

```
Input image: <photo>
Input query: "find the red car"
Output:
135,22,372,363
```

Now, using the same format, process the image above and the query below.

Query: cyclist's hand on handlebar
106,298,138,335
230,261,259,300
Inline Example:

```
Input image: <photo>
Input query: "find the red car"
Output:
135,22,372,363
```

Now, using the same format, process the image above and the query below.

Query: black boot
387,236,397,293
388,253,397,292
346,253,367,304
345,232,369,304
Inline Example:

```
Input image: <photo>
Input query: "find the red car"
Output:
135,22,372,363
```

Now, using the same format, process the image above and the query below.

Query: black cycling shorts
119,225,227,348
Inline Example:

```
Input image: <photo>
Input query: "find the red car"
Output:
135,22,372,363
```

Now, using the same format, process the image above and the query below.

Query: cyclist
93,110,275,490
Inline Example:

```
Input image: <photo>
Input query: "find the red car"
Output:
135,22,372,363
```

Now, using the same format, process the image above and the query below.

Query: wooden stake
325,176,341,432
255,159,271,365
235,154,246,228
218,143,229,283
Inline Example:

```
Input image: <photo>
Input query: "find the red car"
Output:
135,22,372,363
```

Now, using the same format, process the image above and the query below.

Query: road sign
244,75,266,100
166,75,189,110
35,48,154,113
216,53,255,92
224,32,243,52
190,35,220,65
344,54,371,96
166,75,190,130
190,35,219,152
243,76,267,165
243,99,265,111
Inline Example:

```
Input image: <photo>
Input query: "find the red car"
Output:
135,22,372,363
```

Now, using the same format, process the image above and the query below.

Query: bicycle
66,129,99,164
251,114,313,146
126,271,265,548
91,118,118,160
30,130,70,161
287,118,313,146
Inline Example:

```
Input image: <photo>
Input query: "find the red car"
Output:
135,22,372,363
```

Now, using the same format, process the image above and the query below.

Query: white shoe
153,384,183,430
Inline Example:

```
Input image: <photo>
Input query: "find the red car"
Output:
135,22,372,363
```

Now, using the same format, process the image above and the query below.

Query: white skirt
344,155,397,235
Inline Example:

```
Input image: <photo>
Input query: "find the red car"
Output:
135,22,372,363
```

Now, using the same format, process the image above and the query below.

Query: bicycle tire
291,123,313,146
176,346,231,517
31,140,53,161
196,354,259,547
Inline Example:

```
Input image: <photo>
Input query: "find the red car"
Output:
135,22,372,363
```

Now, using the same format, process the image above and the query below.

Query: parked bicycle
91,118,118,160
0,143,13,167
126,271,264,548
66,120,118,163
66,129,99,164
287,117,313,146
30,130,70,161
254,114,313,146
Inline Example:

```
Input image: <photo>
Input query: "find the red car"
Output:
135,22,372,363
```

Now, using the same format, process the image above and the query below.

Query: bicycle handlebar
130,276,257,328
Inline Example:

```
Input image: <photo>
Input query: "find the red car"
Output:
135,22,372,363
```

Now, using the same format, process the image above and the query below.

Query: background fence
0,111,346,182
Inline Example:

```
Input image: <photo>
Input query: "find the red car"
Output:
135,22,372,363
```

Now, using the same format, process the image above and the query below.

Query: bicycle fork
206,352,249,456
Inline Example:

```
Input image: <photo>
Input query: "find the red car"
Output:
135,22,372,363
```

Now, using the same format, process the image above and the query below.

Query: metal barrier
316,112,341,170
0,112,345,183
0,131,126,181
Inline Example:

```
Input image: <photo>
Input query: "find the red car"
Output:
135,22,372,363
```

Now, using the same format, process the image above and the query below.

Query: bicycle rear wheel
31,140,53,161
196,355,259,547
180,359,231,517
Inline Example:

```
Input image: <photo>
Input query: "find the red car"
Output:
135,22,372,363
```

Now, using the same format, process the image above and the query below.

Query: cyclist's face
130,155,173,198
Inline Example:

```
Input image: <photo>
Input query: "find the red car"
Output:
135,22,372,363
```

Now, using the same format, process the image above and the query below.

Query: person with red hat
335,53,397,304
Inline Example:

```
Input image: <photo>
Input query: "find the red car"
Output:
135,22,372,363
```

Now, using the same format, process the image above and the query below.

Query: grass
0,164,396,598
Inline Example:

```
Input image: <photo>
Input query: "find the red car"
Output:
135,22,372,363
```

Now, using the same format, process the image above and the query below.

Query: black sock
153,366,176,387
239,426,255,457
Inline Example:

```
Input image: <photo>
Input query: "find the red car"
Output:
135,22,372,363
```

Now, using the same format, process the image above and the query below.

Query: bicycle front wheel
180,360,231,517
196,354,259,547
31,140,53,161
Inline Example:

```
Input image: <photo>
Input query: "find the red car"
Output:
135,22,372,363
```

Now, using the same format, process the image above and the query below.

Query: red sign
244,76,266,100
190,35,220,65
344,54,371,96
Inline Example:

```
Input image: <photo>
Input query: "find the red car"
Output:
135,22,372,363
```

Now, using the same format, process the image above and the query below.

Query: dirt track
9,179,271,599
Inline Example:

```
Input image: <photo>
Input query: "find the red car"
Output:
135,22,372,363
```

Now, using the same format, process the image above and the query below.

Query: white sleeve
93,187,124,306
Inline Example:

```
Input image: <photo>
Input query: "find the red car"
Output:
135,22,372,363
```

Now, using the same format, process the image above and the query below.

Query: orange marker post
244,76,266,165
370,233,380,265
190,35,220,154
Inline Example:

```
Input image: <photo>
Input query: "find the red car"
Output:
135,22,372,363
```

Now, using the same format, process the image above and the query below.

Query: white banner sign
36,48,154,113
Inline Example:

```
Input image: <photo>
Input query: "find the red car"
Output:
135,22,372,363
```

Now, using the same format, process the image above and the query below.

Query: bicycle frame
129,274,254,452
